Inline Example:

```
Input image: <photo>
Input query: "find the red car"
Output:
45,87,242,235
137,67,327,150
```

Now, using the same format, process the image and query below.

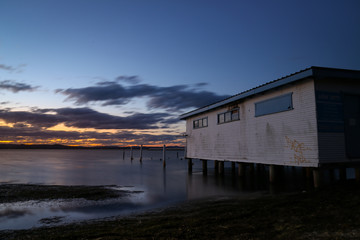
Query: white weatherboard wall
186,79,319,167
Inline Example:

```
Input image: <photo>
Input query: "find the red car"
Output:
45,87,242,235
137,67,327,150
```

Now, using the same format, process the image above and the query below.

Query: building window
255,92,293,117
193,117,208,129
218,109,240,124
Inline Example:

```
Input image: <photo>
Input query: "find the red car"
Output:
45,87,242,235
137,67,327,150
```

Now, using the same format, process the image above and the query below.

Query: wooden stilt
188,158,192,173
238,163,245,177
130,146,133,160
202,160,207,175
269,165,276,183
219,161,224,175
329,168,336,182
313,168,321,188
339,167,347,181
355,168,360,182
122,150,125,160
231,162,236,175
214,160,219,173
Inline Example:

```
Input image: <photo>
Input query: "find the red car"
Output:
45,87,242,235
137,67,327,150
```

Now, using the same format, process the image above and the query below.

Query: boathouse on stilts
180,67,360,188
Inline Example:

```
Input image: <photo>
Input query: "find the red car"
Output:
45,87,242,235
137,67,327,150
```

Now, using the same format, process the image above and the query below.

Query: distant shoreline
0,144,185,150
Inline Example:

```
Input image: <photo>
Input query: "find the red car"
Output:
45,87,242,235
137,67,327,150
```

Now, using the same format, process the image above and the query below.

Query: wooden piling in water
139,145,143,162
231,162,236,175
214,160,219,173
238,163,245,177
269,165,276,183
356,168,360,182
219,161,224,175
202,160,207,175
122,150,125,160
130,146,133,160
188,158,192,173
339,167,347,181
162,144,166,168
313,168,321,188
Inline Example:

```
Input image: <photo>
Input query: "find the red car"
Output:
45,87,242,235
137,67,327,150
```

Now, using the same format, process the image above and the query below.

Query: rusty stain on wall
285,136,311,164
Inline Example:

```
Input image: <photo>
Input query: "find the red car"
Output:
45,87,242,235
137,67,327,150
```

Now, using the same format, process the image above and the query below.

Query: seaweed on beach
1,182,360,239
0,184,127,203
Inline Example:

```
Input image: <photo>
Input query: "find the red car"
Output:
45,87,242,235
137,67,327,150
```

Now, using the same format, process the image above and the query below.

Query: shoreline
1,182,360,239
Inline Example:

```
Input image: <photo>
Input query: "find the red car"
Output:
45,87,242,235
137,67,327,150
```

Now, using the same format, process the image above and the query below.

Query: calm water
0,149,265,230
1,149,353,230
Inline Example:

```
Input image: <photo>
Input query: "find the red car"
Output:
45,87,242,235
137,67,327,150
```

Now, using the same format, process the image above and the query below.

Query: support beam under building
202,160,207,175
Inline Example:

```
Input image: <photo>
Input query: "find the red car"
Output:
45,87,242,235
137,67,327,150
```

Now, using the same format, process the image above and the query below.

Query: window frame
255,92,293,117
193,117,208,129
217,108,240,124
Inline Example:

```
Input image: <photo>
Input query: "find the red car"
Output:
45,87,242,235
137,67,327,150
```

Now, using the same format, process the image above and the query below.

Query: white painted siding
185,79,319,167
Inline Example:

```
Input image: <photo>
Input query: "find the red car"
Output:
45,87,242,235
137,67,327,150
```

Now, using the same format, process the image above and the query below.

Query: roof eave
180,68,314,120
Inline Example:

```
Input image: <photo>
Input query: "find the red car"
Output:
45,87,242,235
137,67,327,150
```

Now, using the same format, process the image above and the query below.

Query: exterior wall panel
315,78,360,164
186,79,319,167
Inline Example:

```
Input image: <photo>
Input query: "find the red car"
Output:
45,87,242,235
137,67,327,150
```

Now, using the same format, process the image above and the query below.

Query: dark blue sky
0,0,359,146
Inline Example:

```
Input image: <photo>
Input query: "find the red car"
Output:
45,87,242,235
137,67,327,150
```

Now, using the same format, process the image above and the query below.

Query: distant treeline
0,144,185,150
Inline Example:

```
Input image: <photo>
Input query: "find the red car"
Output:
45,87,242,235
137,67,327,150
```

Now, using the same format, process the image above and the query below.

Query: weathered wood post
238,163,245,177
162,144,166,168
339,167,347,181
231,162,236,175
122,150,125,160
313,168,321,188
188,158,192,173
356,168,360,182
139,145,143,162
202,160,207,175
219,161,224,175
214,160,219,174
130,146,133,160
269,165,276,183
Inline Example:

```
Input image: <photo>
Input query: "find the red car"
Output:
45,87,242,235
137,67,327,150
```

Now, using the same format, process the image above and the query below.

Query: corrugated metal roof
179,66,360,120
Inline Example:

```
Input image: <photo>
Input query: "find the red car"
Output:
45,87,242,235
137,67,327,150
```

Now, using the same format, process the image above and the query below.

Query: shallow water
0,149,355,230
0,149,258,230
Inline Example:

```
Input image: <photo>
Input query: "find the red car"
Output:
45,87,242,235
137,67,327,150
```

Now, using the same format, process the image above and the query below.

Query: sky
0,0,360,147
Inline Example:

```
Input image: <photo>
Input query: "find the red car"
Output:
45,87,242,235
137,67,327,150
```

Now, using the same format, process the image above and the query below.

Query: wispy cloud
56,81,230,111
0,107,179,130
115,75,141,84
0,64,26,73
0,80,38,93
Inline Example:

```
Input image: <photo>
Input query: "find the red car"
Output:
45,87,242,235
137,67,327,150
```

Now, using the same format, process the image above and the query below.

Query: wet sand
1,182,360,239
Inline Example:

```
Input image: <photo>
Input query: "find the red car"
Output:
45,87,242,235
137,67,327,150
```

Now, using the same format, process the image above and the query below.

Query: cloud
0,80,38,93
56,81,230,111
115,75,141,84
0,64,26,73
0,107,179,130
0,64,15,71
0,125,183,146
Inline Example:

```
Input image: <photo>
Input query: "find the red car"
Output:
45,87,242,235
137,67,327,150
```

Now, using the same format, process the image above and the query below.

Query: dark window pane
203,118,208,127
225,112,231,122
218,114,225,123
255,93,293,117
232,109,239,120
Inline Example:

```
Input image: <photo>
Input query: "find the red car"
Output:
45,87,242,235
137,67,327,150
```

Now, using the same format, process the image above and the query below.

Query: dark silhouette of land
0,144,184,150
